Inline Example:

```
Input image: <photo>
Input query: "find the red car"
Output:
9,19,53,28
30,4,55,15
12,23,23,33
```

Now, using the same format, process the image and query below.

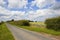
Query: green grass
0,23,15,40
9,22,60,36
18,26,60,36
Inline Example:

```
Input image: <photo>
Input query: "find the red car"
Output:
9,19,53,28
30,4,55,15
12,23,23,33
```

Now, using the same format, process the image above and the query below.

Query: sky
0,0,60,21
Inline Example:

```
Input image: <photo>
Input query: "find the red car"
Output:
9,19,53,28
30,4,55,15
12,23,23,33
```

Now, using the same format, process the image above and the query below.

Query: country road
6,23,56,40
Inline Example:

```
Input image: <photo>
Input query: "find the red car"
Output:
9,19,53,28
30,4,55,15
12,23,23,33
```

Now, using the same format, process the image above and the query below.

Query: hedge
13,20,30,26
45,17,60,31
0,21,4,25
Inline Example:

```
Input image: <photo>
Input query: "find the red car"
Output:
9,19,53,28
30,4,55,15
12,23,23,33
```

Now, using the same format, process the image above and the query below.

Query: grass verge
0,23,15,40
17,26,60,36
9,22,60,36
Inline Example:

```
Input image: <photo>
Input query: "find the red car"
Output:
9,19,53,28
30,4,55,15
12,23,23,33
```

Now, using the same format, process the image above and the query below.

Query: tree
11,19,14,21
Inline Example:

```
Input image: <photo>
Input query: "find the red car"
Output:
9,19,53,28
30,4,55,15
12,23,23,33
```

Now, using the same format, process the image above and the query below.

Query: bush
0,21,4,25
0,22,2,25
45,17,60,31
14,20,30,26
11,19,14,21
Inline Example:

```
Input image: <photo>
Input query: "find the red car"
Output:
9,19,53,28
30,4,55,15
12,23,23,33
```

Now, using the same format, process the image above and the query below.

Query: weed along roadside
8,20,60,36
0,23,15,40
8,19,60,40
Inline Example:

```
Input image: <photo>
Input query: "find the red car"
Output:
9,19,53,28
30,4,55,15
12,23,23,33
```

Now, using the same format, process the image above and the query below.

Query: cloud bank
0,0,60,21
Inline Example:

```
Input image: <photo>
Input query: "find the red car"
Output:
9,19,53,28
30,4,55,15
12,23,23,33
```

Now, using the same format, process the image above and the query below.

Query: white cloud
0,0,60,21
31,0,60,10
50,1,60,10
31,0,55,8
8,0,28,8
0,6,60,21
0,6,11,15
0,6,25,15
25,9,60,21
0,6,25,21
0,0,6,6
25,9,48,20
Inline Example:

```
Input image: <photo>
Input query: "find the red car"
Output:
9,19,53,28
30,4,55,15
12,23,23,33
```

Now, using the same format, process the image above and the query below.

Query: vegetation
9,20,30,26
45,17,60,31
11,19,14,21
0,22,2,25
30,22,45,27
9,20,60,36
0,23,15,40
0,21,4,25
19,26,60,36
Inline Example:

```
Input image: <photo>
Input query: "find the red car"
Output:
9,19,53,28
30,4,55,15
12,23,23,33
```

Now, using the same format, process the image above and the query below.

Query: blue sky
0,0,60,21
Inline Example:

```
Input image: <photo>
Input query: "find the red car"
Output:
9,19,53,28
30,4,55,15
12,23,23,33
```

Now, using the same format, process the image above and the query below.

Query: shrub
45,17,60,31
0,22,2,25
11,19,14,21
0,21,4,25
14,20,30,26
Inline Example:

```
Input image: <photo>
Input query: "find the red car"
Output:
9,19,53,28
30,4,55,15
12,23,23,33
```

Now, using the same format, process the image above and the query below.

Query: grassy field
30,22,45,25
0,23,15,40
30,22,46,27
9,22,60,36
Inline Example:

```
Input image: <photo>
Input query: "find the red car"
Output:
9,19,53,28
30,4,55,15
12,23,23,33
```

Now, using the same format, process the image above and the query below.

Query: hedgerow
45,17,60,31
13,20,30,26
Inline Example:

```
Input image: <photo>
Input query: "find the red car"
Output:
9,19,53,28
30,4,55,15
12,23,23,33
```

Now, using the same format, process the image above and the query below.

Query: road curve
6,23,54,40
